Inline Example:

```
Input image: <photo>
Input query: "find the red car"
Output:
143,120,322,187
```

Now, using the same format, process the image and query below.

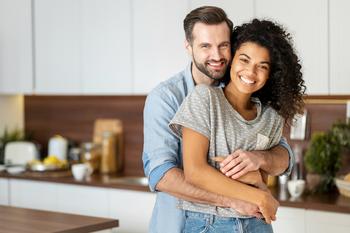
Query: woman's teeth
239,76,255,84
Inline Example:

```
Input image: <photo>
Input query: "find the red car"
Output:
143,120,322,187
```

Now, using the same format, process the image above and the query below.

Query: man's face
186,22,231,82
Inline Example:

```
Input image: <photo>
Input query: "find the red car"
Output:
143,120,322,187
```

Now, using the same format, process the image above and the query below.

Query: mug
72,163,92,181
287,179,305,198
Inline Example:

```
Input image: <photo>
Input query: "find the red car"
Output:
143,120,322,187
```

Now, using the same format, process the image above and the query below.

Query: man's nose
210,47,222,60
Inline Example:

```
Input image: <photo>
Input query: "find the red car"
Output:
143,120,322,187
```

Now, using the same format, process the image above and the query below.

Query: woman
169,19,305,232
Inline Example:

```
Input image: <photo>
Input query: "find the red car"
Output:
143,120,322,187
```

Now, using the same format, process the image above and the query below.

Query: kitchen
1,0,350,233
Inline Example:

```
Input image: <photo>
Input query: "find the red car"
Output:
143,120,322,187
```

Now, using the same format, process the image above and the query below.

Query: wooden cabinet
34,0,132,94
256,0,329,95
132,0,189,94
109,189,155,233
329,0,350,94
0,0,33,94
0,178,9,205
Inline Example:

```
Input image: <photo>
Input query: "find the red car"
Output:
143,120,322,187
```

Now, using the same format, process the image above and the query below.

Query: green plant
304,121,350,193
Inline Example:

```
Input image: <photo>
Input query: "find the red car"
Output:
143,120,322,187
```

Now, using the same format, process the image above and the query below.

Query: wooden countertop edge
1,173,350,214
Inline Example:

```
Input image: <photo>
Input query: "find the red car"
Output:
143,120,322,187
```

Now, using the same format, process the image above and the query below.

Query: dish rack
334,177,350,198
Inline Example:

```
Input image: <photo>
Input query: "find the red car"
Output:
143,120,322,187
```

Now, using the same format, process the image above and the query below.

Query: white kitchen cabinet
109,189,156,233
189,0,253,26
306,210,350,233
329,0,350,94
256,0,329,95
132,0,189,94
9,179,58,211
56,183,109,218
272,207,305,233
34,0,132,94
0,0,33,94
0,178,9,205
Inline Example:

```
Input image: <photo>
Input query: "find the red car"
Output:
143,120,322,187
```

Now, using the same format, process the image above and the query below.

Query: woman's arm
182,127,279,224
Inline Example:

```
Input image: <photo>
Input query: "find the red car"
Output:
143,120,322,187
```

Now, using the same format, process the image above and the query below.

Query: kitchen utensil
48,135,68,161
4,141,39,166
287,179,305,198
72,163,92,181
6,165,26,174
335,177,350,198
81,142,101,173
93,119,124,173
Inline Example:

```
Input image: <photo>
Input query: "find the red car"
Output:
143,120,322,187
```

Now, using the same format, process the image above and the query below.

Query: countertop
0,205,118,233
1,171,350,214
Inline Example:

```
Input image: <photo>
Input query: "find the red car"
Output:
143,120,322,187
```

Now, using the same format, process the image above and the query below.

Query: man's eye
201,45,209,49
220,44,230,49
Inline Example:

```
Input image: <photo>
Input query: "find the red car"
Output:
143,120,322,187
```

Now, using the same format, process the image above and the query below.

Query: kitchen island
0,205,118,233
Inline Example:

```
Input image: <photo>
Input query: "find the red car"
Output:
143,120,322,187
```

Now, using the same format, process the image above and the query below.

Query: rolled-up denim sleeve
278,137,295,176
142,90,181,192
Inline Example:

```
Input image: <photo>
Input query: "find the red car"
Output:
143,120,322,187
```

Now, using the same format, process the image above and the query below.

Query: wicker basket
334,177,350,198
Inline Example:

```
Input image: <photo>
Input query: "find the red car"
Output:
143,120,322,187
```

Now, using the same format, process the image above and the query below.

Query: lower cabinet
7,179,155,233
272,207,305,233
0,178,9,205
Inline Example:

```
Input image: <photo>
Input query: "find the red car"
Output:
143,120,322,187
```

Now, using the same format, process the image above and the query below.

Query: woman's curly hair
226,19,306,123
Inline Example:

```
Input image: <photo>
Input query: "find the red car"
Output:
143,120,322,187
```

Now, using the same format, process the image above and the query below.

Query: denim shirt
142,63,295,233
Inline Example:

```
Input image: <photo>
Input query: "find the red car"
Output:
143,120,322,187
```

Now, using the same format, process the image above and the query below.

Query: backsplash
24,95,350,177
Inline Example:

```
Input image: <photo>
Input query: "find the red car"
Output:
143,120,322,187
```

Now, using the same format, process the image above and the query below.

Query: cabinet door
329,0,350,94
56,183,109,218
9,179,58,211
132,0,189,94
256,0,328,95
109,189,156,233
81,0,132,94
306,210,350,233
0,178,9,205
272,207,305,233
34,0,81,94
35,0,133,95
189,0,254,26
0,0,33,94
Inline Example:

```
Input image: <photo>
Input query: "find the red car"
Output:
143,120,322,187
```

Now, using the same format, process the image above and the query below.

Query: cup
72,163,92,181
287,179,305,198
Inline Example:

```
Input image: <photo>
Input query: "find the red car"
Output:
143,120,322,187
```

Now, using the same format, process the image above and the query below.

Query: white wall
0,95,24,134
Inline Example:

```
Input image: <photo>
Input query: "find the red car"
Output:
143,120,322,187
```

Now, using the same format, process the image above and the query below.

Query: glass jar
80,142,101,173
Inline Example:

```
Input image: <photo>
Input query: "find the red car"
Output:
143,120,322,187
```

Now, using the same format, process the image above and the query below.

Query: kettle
48,135,68,161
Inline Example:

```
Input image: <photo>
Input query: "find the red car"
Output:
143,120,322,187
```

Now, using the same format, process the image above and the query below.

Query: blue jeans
183,210,273,233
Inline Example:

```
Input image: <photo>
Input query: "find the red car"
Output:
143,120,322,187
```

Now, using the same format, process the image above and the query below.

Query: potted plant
304,121,350,193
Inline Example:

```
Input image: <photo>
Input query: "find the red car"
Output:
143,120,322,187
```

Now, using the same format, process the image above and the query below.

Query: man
142,6,294,233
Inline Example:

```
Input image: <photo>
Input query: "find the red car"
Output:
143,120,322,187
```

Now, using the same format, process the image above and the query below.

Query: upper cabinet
0,0,33,94
132,0,189,94
34,0,132,94
329,0,350,95
255,0,329,95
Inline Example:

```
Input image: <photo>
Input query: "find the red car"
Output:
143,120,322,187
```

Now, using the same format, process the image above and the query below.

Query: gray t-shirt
169,84,283,218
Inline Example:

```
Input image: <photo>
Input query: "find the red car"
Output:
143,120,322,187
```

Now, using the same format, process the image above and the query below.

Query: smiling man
142,6,294,233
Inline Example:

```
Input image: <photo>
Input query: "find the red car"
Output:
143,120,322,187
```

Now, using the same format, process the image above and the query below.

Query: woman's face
230,42,271,94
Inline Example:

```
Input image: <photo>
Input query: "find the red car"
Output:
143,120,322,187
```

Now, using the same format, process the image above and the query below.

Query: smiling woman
169,18,306,232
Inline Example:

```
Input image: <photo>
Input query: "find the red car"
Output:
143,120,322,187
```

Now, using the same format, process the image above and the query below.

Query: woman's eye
259,65,269,70
240,58,249,63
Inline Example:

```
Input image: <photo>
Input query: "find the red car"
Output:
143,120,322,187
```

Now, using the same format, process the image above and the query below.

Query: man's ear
185,40,193,55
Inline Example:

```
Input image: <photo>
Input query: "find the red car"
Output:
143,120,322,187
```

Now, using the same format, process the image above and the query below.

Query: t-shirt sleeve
169,85,211,140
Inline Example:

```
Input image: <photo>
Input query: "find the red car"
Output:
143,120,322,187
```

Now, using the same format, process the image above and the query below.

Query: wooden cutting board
93,118,124,172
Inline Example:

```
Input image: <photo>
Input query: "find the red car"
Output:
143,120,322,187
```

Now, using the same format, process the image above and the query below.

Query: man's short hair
183,6,233,44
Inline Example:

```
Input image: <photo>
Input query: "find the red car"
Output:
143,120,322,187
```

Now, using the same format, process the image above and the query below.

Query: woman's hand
258,191,279,224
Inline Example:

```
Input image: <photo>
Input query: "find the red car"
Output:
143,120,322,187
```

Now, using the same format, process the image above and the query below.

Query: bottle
291,144,303,180
100,131,117,174
81,142,101,173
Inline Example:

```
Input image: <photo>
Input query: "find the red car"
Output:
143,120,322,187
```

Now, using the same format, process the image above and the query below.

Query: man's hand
219,150,264,179
225,197,263,219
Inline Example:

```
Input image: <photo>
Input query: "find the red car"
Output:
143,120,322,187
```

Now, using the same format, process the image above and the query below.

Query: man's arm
220,137,294,179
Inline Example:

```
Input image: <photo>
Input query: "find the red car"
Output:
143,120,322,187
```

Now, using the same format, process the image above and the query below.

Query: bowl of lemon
27,155,68,171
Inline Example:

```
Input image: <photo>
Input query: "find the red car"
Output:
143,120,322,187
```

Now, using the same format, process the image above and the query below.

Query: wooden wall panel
25,95,350,177
24,96,146,176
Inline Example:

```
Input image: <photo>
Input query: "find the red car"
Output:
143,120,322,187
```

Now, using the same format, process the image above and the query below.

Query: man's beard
192,56,228,81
